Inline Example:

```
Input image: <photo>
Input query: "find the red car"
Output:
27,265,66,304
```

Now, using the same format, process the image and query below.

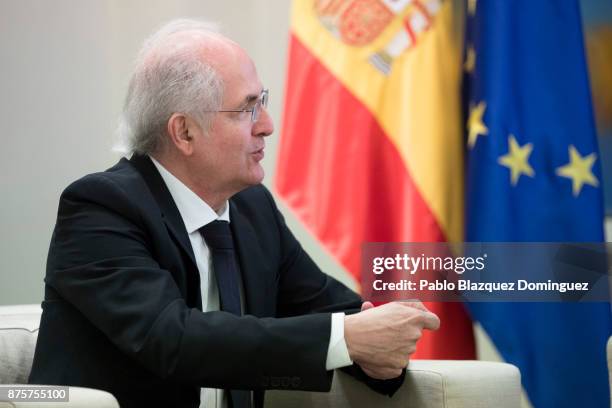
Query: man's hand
344,301,440,380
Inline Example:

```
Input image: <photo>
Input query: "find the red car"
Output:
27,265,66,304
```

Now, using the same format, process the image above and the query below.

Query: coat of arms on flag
314,0,443,74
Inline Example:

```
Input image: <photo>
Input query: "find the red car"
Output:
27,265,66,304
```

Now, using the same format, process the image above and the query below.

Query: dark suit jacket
29,154,403,407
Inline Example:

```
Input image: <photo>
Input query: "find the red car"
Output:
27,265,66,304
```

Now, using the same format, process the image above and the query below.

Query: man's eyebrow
242,95,259,105
238,92,262,107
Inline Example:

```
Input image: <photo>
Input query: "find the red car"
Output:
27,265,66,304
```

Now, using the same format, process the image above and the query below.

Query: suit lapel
129,154,197,269
229,202,271,318
130,154,271,317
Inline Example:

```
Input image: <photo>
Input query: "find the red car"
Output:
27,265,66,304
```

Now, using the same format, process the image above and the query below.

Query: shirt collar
150,156,230,234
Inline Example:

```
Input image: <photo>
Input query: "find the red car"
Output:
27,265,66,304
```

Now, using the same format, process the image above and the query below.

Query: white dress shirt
150,157,352,408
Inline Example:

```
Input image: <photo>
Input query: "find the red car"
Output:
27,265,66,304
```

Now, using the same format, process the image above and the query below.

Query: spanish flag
275,0,475,359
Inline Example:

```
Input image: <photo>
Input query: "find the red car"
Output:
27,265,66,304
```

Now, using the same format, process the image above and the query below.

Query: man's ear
167,113,199,156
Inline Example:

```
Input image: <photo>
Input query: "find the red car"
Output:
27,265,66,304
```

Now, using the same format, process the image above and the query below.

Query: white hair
117,19,225,155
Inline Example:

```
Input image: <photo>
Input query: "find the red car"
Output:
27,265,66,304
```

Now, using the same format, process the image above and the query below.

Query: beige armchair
0,305,119,408
0,304,521,407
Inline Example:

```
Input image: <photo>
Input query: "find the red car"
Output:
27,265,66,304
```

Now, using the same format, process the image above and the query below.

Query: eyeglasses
209,89,269,123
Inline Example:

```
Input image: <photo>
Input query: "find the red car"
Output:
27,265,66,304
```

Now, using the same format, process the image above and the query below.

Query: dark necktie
199,220,251,408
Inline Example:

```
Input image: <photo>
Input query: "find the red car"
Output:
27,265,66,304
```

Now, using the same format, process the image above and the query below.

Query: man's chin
249,166,265,185
235,169,265,192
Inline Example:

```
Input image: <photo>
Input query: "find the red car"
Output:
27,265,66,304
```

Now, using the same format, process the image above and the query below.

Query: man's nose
253,107,274,137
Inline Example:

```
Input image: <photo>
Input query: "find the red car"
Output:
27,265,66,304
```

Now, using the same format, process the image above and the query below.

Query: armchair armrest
266,360,521,408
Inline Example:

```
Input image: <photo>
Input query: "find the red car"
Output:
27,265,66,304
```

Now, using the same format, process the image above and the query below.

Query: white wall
0,0,352,306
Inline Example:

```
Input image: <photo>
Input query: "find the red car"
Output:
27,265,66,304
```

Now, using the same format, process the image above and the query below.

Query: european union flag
463,1,612,407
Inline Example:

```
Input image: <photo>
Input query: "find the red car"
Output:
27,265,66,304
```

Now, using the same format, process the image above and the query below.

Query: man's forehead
194,38,255,76
208,48,262,105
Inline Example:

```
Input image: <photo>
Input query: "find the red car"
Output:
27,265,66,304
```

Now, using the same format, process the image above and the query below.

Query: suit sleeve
46,174,338,391
259,187,405,397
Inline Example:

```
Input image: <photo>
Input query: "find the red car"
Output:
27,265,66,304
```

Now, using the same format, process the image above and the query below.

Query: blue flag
464,1,612,407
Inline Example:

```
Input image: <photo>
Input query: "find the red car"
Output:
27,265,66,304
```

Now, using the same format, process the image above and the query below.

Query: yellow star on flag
468,0,477,15
556,145,599,196
464,45,476,73
467,101,488,148
498,134,535,186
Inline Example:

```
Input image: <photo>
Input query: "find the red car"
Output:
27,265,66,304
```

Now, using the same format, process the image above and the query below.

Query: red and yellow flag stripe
276,0,474,359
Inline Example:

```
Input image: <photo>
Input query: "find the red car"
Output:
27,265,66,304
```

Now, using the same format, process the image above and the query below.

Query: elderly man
29,19,439,408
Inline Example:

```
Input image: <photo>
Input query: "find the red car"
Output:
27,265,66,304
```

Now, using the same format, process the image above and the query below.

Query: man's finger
421,311,441,331
396,300,429,312
361,301,374,312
